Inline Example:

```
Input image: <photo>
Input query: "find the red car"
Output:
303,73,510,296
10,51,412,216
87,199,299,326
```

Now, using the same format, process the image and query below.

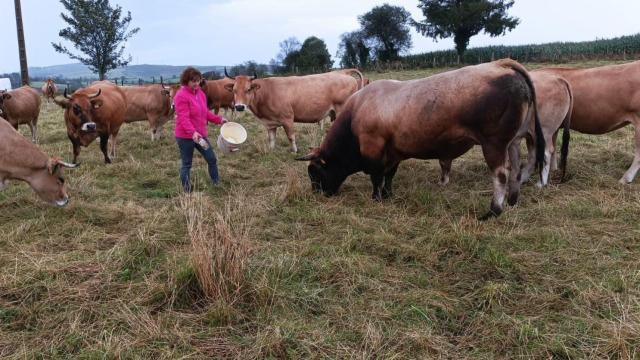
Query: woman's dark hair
180,67,203,86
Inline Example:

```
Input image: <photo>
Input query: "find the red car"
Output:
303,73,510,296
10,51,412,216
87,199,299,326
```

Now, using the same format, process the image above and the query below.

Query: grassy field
1,61,639,359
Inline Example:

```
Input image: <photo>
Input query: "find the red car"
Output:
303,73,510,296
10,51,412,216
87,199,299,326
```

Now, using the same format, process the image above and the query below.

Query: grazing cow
224,69,363,152
54,81,127,164
41,79,58,102
296,59,545,220
438,71,573,188
199,77,236,115
121,84,173,140
0,86,41,143
537,61,640,183
0,117,77,206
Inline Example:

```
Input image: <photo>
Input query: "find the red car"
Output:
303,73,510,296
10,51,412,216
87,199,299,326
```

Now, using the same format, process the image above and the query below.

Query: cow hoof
619,177,632,185
478,211,498,221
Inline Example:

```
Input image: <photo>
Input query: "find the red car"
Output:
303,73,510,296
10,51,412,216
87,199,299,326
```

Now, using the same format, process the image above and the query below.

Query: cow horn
64,88,71,99
88,89,101,99
295,152,320,161
57,160,79,168
252,71,258,80
224,67,235,80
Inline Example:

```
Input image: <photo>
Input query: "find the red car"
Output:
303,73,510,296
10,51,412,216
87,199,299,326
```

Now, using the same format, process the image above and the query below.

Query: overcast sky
1,0,639,73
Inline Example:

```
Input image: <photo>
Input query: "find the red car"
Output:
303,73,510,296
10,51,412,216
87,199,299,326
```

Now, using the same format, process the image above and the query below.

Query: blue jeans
176,137,219,192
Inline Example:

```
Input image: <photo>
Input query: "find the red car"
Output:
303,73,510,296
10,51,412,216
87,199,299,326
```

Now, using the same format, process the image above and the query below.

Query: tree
413,0,519,62
276,37,301,65
337,31,370,68
283,36,333,73
359,4,412,63
52,0,140,80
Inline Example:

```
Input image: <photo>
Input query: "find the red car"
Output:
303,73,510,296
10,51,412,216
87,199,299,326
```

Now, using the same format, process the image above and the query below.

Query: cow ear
224,83,234,93
47,158,60,175
161,89,170,96
2,93,11,100
53,98,70,109
250,83,261,91
91,99,103,109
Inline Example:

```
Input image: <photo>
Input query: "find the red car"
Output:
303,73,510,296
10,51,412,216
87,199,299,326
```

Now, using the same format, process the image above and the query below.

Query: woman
174,67,226,192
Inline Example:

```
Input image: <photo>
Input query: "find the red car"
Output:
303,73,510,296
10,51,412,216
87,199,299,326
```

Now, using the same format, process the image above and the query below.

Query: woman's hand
221,117,228,124
192,132,202,142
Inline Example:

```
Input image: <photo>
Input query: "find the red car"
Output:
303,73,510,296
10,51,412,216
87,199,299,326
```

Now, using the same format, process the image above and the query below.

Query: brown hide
299,59,543,219
230,71,361,152
200,78,235,114
55,81,127,164
0,118,72,206
538,61,640,183
121,84,172,140
0,86,41,142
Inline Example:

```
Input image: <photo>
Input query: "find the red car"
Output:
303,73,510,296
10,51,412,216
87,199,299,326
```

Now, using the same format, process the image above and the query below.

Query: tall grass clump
179,191,250,305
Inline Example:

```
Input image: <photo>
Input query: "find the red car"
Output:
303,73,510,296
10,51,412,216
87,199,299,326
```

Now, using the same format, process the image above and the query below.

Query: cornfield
402,33,640,69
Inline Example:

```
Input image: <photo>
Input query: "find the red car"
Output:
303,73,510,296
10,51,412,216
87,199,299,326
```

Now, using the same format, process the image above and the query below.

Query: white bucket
217,122,247,153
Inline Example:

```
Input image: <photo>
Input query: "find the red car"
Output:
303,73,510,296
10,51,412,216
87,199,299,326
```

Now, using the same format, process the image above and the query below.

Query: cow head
168,84,180,113
30,158,79,207
0,90,11,116
223,67,258,112
54,87,102,134
296,148,349,196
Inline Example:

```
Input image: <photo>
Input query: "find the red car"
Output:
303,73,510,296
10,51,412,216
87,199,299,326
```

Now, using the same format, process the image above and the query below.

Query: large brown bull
0,117,77,206
296,59,545,219
537,61,640,183
121,84,173,140
224,69,363,152
199,77,235,115
41,79,58,102
54,81,127,164
439,71,573,188
0,86,41,143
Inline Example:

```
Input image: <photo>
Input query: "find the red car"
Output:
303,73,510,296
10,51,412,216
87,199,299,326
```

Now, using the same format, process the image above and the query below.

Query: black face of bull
305,159,347,197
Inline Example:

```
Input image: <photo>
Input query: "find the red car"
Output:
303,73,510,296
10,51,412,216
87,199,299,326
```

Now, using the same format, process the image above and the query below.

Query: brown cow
199,77,235,115
41,79,58,102
0,86,41,143
224,69,363,152
0,117,77,206
54,81,127,164
296,59,545,220
537,61,640,183
121,84,173,140
439,71,573,188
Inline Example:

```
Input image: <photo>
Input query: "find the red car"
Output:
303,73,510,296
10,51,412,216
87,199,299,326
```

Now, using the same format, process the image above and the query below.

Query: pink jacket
173,85,223,139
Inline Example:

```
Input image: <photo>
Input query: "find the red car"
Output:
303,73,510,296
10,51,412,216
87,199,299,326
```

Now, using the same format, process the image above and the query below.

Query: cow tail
502,60,546,178
559,77,573,182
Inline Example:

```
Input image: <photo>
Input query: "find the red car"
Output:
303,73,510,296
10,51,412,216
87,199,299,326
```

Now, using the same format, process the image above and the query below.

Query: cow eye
58,177,65,184
73,105,81,116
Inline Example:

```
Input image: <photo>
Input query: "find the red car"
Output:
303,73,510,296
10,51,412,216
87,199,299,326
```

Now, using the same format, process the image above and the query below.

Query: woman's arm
206,111,225,125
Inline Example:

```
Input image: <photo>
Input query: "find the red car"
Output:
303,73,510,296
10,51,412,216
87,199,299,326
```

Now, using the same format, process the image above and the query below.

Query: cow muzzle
81,122,97,132
235,104,246,112
55,197,69,207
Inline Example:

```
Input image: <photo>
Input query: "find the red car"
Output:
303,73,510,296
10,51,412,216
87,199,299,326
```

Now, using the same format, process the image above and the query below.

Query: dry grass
179,190,250,305
1,60,639,358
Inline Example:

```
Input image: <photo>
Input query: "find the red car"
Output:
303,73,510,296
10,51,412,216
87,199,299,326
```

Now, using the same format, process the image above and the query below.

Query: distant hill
27,63,227,80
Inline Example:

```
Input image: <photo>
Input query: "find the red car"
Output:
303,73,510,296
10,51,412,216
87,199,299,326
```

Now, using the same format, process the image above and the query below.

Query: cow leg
620,124,640,184
267,128,277,149
28,122,37,143
439,159,452,186
520,135,536,185
370,172,385,201
549,131,559,171
507,141,522,206
99,134,112,164
479,145,509,220
282,122,297,153
110,132,119,159
382,164,399,199
0,179,7,191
